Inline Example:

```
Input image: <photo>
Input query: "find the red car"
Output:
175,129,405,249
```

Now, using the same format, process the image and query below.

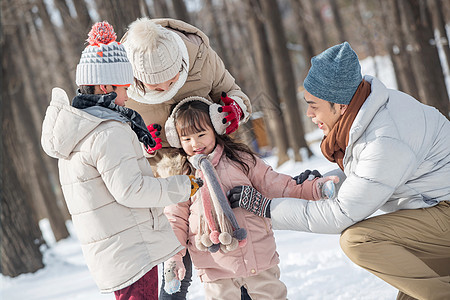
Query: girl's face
178,124,216,156
143,72,180,92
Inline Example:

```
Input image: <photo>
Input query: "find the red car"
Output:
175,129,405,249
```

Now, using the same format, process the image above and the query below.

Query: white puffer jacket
270,76,450,234
41,88,191,292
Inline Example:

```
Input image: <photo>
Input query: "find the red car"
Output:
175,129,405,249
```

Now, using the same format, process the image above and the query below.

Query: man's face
304,91,348,136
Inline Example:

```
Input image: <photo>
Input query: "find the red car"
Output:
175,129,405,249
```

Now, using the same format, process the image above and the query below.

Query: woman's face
143,72,180,92
178,123,216,157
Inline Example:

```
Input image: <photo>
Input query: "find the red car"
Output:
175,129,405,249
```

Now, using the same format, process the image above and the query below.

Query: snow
0,143,397,300
0,57,399,299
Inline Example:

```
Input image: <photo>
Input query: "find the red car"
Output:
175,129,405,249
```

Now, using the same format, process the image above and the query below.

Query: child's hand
163,255,185,294
189,175,203,197
293,169,322,184
145,123,162,154
313,176,339,200
227,185,272,218
218,92,243,134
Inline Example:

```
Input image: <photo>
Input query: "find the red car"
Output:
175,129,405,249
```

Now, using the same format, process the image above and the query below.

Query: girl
160,96,337,300
122,18,253,298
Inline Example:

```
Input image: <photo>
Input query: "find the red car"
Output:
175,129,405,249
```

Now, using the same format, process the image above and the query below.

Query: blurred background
1,0,450,278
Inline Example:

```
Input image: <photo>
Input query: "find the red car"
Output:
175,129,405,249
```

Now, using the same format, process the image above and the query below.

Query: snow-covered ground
0,141,397,300
0,56,399,299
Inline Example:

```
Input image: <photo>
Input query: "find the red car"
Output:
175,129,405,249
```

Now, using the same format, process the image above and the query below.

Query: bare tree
441,0,450,25
172,0,191,23
244,0,290,165
381,0,419,98
7,0,70,241
290,0,316,72
399,0,449,116
1,2,46,276
354,0,379,77
260,0,313,160
204,0,230,68
328,0,347,43
95,0,142,37
35,0,74,92
153,0,171,18
427,0,450,78
308,0,329,51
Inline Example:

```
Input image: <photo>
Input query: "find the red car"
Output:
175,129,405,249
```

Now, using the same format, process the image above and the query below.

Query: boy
41,21,200,299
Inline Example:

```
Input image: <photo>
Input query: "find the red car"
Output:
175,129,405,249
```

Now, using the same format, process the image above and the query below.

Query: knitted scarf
189,144,247,254
72,91,156,148
320,80,371,170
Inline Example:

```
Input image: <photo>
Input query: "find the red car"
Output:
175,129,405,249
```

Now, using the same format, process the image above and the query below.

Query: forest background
1,0,450,279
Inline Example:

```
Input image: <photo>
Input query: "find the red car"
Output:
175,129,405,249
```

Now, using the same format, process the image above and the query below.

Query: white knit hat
76,21,134,86
122,18,183,84
165,97,228,148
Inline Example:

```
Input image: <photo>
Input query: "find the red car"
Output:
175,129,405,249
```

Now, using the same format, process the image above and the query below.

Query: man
229,42,450,300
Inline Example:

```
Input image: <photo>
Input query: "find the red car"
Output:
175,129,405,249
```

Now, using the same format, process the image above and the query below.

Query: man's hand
312,176,339,200
218,92,243,134
227,185,272,218
145,123,162,154
293,169,322,184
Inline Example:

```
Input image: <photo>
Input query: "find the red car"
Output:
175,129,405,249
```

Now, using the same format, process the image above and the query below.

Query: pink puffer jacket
164,144,317,282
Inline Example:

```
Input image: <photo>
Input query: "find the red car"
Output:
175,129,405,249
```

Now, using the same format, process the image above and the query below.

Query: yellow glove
188,175,203,197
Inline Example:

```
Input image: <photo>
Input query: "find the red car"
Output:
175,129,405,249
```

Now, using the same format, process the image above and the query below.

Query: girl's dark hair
173,100,256,175
135,58,187,94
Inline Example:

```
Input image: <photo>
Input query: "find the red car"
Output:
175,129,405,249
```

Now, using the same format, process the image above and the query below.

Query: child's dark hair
79,85,117,94
173,100,256,175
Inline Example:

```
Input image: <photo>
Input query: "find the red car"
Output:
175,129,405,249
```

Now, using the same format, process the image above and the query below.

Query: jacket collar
347,75,389,145
206,143,224,167
342,75,390,169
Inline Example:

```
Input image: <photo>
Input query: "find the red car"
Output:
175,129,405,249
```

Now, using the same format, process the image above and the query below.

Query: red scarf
320,80,371,170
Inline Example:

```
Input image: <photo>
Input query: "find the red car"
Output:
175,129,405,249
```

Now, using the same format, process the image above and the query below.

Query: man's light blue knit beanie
304,42,362,105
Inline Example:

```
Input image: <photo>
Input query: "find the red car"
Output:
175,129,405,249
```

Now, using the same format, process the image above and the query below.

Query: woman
121,17,253,299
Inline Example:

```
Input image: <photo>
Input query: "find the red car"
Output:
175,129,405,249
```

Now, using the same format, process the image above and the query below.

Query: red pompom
87,21,117,46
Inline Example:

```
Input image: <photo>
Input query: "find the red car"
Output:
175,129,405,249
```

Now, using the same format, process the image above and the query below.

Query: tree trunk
354,0,379,77
382,0,419,98
204,0,230,68
95,0,141,38
243,0,290,165
260,0,313,161
329,0,348,43
441,0,450,25
290,0,316,73
7,0,70,241
378,0,403,91
427,0,450,92
35,0,74,93
53,0,87,67
153,0,171,18
73,0,93,32
399,0,449,116
1,127,45,277
172,0,191,24
1,5,45,275
139,0,152,17
309,0,328,51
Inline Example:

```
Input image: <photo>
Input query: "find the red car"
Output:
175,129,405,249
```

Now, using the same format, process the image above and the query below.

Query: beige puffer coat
41,88,191,293
121,18,252,172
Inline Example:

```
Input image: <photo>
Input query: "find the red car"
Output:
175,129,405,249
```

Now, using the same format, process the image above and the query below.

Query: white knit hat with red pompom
76,21,134,86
